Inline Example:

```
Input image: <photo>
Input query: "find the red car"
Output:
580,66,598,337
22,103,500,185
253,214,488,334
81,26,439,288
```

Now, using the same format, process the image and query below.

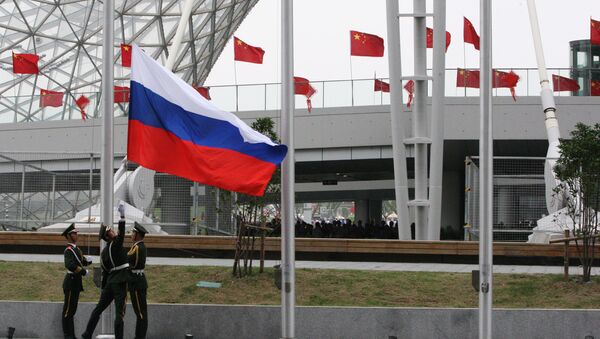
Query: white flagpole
281,0,296,338
100,0,114,333
479,0,493,338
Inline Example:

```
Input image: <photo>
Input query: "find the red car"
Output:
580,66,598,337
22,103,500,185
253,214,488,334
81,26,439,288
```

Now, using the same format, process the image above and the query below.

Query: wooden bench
0,231,590,259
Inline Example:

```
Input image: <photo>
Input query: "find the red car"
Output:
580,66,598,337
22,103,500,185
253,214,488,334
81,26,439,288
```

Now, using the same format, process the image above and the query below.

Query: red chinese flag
426,27,451,52
374,79,390,93
121,44,132,67
13,52,39,74
493,70,520,101
233,37,265,64
194,86,211,100
75,95,90,120
592,19,600,46
552,74,580,92
350,30,384,57
294,77,316,112
456,68,480,88
114,86,130,103
40,89,64,107
404,80,415,107
464,17,480,51
592,80,600,96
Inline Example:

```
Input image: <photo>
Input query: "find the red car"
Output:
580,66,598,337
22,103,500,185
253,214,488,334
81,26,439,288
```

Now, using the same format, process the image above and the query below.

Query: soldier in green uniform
82,206,129,339
128,222,148,339
62,223,92,339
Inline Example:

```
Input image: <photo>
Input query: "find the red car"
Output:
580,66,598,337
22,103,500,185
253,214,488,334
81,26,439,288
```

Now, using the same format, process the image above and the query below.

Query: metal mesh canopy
0,0,258,123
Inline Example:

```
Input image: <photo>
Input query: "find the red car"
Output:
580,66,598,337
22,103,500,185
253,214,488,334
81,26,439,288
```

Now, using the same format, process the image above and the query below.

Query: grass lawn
1,261,599,308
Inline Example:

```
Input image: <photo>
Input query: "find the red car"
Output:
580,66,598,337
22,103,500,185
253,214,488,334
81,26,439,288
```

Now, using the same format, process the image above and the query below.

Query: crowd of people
268,218,401,239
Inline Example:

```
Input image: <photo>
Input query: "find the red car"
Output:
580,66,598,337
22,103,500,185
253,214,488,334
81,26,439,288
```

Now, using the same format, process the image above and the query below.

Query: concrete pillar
368,199,383,224
355,199,369,224
355,199,383,225
441,171,462,239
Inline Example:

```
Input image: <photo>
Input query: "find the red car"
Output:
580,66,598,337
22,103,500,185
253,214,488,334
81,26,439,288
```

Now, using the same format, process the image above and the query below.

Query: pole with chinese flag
426,27,451,52
39,89,64,107
121,44,132,67
234,37,265,64
13,52,39,74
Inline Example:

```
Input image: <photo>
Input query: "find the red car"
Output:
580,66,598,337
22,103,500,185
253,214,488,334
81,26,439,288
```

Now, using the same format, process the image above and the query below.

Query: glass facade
569,39,600,96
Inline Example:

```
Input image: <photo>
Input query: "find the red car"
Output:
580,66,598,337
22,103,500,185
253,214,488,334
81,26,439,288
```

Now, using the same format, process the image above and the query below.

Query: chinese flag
194,86,211,100
493,70,520,101
464,17,480,51
592,19,600,46
374,79,390,92
13,52,39,74
75,95,90,120
404,80,415,107
121,44,132,67
426,27,452,52
592,80,600,96
40,89,63,107
350,30,384,57
233,37,265,64
456,68,480,88
294,77,316,112
114,86,130,103
552,74,580,92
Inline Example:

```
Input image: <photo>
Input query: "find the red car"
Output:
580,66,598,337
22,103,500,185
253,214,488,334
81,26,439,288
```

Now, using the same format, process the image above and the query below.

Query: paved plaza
2,253,598,275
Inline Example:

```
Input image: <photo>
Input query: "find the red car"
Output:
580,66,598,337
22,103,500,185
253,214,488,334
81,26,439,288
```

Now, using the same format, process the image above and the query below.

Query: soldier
82,206,129,339
128,222,148,339
62,223,92,339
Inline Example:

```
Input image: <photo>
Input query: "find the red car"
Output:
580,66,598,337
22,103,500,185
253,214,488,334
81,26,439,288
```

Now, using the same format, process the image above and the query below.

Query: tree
554,122,600,282
228,117,282,225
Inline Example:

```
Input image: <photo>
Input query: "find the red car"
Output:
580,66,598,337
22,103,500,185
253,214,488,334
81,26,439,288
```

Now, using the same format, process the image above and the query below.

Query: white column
100,0,114,334
385,0,411,240
479,0,493,337
428,0,447,240
413,0,429,240
281,0,296,338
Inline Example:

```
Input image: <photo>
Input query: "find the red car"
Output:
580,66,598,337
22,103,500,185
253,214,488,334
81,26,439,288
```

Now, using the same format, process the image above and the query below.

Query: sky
205,0,600,86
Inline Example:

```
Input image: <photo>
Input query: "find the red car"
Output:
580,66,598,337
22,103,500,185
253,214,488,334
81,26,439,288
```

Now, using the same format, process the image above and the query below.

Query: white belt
131,269,145,275
109,263,129,273
66,270,75,274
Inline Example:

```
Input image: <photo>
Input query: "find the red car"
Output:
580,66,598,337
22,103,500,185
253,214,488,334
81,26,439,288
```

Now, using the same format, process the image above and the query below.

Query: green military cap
132,222,148,235
61,223,77,237
99,224,112,240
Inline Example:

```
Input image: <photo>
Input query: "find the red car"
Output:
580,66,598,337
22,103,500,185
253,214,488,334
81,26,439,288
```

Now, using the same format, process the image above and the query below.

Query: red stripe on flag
127,120,277,196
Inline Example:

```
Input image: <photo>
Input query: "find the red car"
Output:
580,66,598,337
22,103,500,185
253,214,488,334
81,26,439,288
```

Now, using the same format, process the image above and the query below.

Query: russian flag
128,45,288,196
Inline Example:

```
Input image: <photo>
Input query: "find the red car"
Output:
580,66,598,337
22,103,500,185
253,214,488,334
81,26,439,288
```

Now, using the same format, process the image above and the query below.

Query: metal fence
464,156,548,242
2,68,598,124
0,152,236,235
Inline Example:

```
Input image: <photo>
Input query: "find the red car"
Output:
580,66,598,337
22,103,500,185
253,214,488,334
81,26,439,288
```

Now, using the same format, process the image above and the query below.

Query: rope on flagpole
234,60,239,112
349,39,354,106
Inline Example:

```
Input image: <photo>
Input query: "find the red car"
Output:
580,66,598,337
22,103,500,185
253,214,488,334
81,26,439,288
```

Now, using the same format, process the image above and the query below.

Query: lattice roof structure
0,0,258,123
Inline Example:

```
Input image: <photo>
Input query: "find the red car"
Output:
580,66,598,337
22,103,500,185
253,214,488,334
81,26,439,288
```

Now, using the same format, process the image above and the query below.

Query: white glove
83,269,89,276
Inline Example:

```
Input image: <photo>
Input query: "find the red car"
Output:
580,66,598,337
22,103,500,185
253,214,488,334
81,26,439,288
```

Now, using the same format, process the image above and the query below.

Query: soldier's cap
132,222,148,235
99,224,112,241
61,223,77,237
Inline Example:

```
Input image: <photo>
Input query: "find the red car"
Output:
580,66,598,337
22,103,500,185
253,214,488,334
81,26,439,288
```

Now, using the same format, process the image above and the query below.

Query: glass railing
0,68,598,123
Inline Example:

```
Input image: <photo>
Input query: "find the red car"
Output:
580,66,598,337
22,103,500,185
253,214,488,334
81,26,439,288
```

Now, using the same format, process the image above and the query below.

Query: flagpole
100,0,115,334
349,54,354,106
281,0,296,338
479,0,493,338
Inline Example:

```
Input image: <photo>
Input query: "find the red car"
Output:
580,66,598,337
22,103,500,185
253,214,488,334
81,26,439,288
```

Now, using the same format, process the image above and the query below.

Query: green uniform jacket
127,241,147,290
100,220,129,288
63,244,89,291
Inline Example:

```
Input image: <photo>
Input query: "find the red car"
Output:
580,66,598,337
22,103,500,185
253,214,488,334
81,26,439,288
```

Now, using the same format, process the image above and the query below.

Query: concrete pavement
1,253,598,275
